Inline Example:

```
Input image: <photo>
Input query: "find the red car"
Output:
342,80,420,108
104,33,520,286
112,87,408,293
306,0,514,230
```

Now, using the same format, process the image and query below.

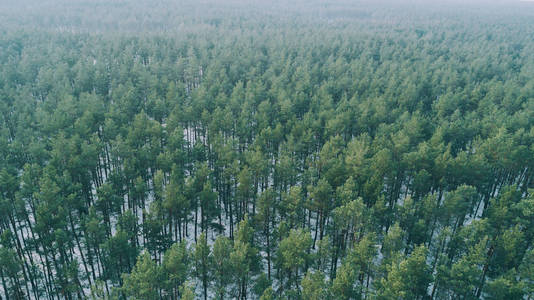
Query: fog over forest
0,0,533,299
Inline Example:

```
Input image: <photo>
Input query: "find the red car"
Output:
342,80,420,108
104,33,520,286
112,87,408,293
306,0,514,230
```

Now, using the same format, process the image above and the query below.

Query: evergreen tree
121,252,161,300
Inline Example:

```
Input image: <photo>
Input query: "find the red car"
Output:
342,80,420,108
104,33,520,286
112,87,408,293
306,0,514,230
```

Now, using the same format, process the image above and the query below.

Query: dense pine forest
1,0,534,299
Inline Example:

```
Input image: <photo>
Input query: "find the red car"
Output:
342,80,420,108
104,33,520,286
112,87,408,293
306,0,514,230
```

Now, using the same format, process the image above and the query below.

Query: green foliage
194,233,211,300
301,270,329,300
277,228,313,293
163,241,190,298
121,252,161,300
212,235,233,299
378,245,432,300
0,1,533,299
179,282,196,300
259,287,275,300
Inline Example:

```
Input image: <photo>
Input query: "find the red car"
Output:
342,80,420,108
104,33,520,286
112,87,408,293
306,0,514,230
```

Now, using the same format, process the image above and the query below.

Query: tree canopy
0,0,533,299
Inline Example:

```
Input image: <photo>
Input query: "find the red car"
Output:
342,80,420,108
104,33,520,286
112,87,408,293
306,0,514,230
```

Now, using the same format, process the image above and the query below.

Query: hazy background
1,0,533,34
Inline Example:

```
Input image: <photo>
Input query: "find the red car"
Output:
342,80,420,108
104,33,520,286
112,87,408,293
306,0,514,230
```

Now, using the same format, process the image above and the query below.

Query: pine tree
121,252,161,300
163,241,190,299
211,235,233,299
194,233,211,300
